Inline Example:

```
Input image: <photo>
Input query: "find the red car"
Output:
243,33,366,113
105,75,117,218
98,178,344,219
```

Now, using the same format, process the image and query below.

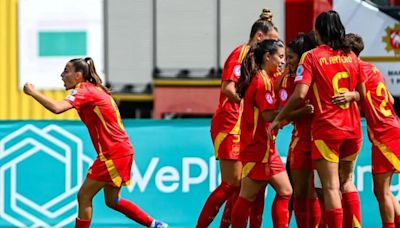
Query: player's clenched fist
23,82,36,96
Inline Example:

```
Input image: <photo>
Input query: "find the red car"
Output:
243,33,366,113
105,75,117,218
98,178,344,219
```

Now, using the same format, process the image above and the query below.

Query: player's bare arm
268,83,310,137
221,80,241,103
23,82,73,114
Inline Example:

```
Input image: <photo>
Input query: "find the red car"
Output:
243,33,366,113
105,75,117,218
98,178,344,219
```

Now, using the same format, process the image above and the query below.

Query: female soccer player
23,57,168,228
230,39,292,228
269,11,365,228
276,32,320,228
334,33,400,228
196,9,279,228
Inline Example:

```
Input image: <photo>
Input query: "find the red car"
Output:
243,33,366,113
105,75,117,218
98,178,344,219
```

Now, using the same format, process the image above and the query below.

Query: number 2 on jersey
368,82,392,117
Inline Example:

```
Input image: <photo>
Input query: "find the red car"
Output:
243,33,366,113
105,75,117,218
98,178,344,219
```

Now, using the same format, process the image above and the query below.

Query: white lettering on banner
127,157,220,193
126,155,400,198
356,165,372,192
208,156,219,192
182,158,208,192
129,158,159,192
155,166,180,193
390,175,400,201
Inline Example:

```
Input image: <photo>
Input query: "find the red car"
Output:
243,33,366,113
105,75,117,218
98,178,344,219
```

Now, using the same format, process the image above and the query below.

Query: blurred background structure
1,1,400,227
1,0,399,119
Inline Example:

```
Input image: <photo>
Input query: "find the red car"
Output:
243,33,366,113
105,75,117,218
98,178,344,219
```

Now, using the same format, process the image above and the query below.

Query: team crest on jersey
279,89,288,101
66,95,75,102
66,89,77,101
233,65,241,77
265,92,274,105
295,65,304,81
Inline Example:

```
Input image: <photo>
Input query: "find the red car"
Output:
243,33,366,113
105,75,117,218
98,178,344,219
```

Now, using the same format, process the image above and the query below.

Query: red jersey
361,61,400,142
240,70,277,162
211,44,250,134
65,82,134,159
277,69,312,141
295,45,363,140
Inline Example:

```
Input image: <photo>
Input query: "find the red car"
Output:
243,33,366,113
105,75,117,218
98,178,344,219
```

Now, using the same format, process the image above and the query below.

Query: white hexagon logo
0,124,92,227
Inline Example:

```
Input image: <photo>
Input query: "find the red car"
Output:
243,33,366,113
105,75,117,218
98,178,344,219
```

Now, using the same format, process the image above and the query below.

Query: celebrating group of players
196,9,400,228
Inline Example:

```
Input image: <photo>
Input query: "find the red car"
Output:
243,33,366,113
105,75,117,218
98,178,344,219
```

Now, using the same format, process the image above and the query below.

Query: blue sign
0,119,388,227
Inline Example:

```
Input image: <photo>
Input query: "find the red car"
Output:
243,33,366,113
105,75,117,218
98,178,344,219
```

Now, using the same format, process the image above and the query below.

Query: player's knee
77,189,92,205
373,184,390,201
277,185,293,197
105,197,119,208
339,173,353,188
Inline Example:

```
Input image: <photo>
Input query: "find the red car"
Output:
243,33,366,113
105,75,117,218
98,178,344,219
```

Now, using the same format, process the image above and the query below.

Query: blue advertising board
0,119,390,227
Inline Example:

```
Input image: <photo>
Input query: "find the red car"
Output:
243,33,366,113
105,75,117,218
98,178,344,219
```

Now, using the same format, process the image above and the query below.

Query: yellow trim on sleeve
260,70,271,91
299,51,311,64
282,76,288,88
238,45,250,62
314,140,339,163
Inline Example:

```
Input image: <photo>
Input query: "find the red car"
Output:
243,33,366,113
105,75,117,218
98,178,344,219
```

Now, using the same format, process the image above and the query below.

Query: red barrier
285,0,332,43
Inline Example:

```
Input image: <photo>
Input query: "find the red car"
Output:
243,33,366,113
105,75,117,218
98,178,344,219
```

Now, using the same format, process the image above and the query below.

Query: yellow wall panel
0,0,79,120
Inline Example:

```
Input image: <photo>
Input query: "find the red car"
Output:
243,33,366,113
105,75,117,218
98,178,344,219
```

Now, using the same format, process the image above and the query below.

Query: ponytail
69,57,110,94
237,39,284,98
237,47,257,98
249,8,276,39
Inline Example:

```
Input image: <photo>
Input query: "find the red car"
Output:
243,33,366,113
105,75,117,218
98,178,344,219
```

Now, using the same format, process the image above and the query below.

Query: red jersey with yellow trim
361,61,400,142
277,68,312,141
211,44,250,134
65,82,134,159
295,45,363,140
240,70,277,162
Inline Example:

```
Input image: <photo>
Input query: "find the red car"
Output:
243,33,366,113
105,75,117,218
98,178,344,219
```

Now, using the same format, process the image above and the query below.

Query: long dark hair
237,39,285,98
69,57,110,94
287,32,317,58
315,10,350,53
345,33,364,57
249,8,277,39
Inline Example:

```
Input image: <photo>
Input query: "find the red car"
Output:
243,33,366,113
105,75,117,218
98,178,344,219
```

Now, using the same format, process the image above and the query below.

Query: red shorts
211,132,240,160
372,138,400,174
87,155,133,187
288,137,313,170
312,138,362,163
241,151,286,181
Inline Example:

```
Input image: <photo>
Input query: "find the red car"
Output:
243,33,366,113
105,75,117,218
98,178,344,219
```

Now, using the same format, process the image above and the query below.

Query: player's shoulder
298,48,317,65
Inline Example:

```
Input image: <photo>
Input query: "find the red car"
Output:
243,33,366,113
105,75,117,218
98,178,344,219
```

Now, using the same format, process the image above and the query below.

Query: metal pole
152,0,157,76
216,0,221,77
103,0,109,84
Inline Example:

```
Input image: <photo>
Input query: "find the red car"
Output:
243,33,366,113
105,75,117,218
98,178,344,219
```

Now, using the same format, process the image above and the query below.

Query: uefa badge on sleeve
279,89,288,102
265,92,274,105
295,65,304,81
233,65,241,78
